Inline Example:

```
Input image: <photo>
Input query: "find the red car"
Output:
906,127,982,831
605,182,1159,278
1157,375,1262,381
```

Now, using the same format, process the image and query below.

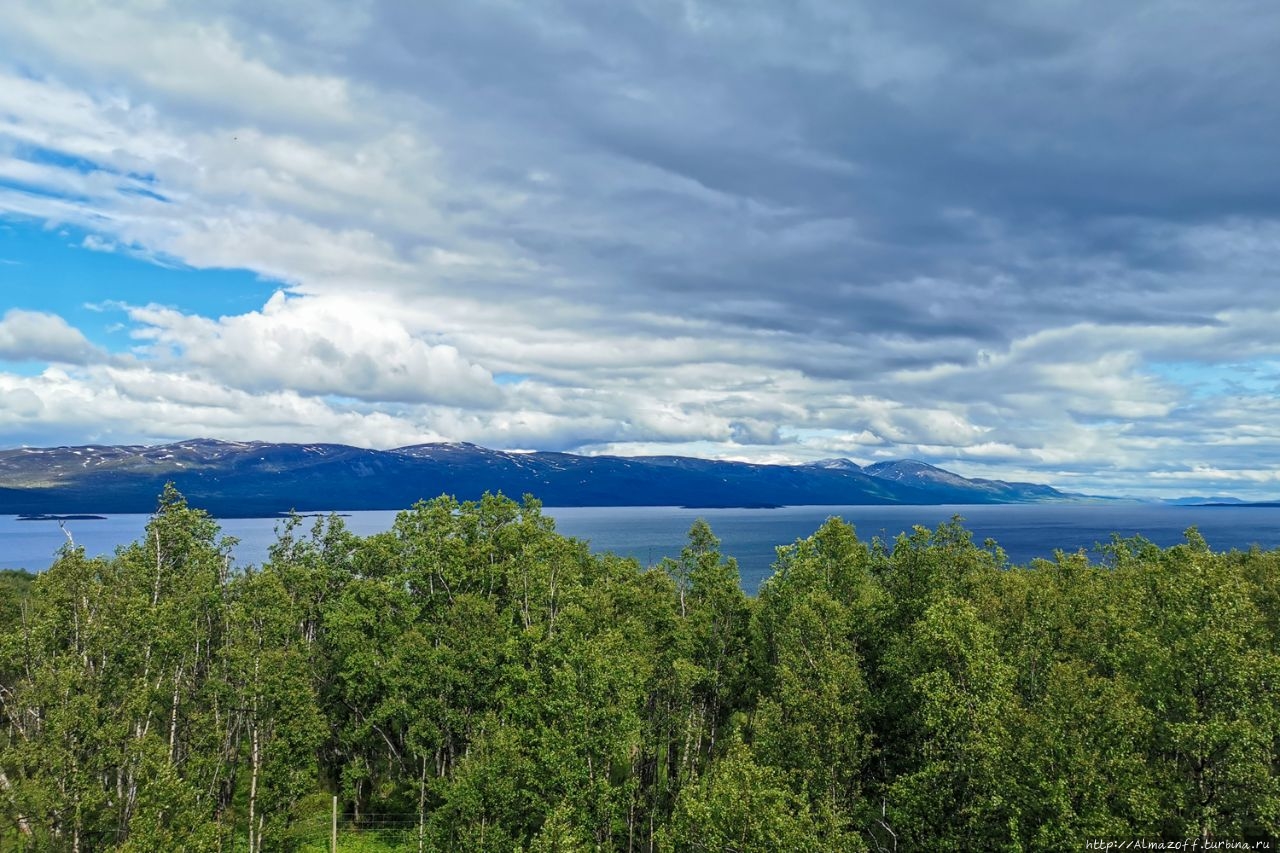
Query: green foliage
0,569,34,630
3,493,1279,850
663,738,844,852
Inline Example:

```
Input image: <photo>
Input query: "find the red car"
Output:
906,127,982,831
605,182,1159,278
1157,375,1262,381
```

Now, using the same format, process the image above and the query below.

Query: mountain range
0,439,1088,516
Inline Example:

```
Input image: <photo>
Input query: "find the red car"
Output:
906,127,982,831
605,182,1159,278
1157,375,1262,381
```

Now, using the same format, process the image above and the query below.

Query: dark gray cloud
277,0,1280,347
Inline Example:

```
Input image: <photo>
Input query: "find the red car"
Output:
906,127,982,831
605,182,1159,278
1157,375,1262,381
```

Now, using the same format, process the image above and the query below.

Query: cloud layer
1,0,1279,497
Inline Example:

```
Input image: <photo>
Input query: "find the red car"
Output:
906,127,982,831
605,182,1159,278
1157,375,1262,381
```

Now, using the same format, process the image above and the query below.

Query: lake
5,503,1280,594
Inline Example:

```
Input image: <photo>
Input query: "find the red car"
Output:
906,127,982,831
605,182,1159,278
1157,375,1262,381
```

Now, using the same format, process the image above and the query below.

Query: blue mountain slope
0,440,1075,515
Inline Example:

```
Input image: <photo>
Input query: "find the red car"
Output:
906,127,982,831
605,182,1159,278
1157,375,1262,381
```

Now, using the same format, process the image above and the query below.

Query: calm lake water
5,504,1280,594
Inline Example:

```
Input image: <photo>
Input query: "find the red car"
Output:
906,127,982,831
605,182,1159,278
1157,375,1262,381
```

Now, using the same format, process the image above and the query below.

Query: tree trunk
169,664,183,764
0,771,33,837
418,755,427,853
248,654,262,853
248,719,260,853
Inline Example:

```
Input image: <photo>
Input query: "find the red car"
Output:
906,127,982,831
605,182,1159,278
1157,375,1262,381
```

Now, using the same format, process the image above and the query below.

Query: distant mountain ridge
0,438,1084,516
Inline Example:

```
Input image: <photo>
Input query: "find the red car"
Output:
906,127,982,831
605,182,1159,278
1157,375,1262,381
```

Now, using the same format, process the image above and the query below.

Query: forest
0,485,1277,851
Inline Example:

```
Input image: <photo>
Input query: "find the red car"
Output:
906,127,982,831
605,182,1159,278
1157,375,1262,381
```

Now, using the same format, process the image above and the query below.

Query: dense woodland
1,486,1278,851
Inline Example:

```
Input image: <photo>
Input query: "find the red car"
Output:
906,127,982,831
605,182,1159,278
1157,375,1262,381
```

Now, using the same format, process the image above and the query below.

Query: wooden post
331,795,338,853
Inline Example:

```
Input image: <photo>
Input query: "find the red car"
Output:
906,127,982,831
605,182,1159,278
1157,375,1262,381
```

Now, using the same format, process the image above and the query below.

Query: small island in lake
16,513,108,521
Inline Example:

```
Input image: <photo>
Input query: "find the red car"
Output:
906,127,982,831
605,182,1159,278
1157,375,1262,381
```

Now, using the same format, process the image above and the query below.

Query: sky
1,0,1279,498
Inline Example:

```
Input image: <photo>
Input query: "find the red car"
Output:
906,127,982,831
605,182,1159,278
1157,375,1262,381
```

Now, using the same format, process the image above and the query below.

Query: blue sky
1,221,277,343
1,0,1279,498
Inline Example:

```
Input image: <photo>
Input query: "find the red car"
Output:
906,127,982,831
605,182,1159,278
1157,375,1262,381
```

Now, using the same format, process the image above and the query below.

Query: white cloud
0,366,443,448
3,2,355,129
124,292,503,407
0,310,104,364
